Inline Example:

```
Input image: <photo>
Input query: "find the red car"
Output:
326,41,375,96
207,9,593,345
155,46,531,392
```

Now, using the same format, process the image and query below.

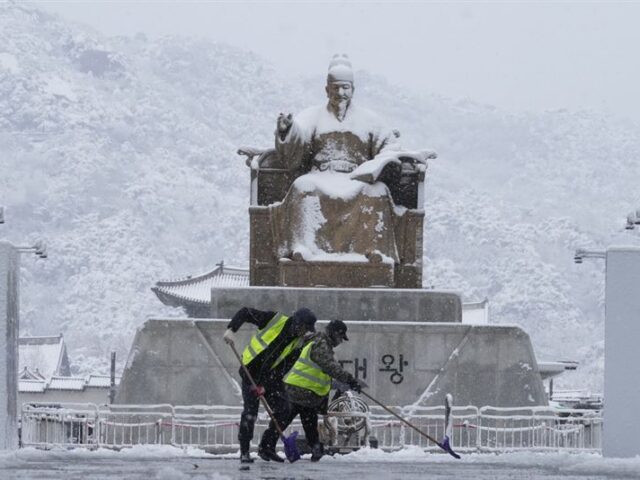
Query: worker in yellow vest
223,307,317,464
260,319,365,462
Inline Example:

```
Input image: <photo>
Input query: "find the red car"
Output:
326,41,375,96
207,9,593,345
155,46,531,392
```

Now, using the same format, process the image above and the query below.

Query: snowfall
4,2,640,391
4,3,640,479
1,445,640,479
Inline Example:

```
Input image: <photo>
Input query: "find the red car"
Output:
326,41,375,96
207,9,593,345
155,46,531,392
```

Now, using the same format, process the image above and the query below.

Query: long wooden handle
228,342,287,438
194,323,242,397
361,391,441,446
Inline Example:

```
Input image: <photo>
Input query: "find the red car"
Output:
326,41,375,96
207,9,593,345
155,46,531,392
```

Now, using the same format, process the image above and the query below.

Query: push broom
360,391,461,459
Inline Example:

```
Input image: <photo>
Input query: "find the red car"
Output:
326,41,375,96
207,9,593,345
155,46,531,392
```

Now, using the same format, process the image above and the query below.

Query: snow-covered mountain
2,3,639,390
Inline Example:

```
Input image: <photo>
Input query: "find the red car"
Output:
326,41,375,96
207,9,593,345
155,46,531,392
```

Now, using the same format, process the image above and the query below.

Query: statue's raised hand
277,113,293,139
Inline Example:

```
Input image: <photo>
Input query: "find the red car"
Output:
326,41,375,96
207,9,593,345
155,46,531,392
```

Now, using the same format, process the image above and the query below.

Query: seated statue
241,54,436,288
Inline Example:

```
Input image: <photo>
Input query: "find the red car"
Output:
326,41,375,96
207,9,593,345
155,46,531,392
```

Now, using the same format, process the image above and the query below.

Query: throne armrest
375,157,428,210
237,147,284,170
238,148,295,206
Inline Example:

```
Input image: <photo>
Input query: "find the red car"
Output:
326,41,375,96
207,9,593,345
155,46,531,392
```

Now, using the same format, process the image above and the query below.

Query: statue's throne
239,148,427,289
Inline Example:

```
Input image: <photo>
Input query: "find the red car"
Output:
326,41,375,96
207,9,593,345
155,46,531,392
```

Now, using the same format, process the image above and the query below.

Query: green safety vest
284,341,332,397
241,313,300,368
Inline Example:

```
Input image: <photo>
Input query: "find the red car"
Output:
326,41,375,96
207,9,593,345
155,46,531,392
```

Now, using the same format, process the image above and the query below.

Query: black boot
310,443,323,462
240,451,254,463
258,447,285,463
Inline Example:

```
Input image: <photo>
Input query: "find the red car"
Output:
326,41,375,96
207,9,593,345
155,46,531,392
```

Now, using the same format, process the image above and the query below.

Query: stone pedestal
210,286,462,323
279,259,394,288
123,282,546,408
0,242,19,450
116,319,547,408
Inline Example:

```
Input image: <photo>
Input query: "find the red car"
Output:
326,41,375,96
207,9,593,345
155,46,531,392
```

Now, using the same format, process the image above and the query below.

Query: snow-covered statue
239,54,435,288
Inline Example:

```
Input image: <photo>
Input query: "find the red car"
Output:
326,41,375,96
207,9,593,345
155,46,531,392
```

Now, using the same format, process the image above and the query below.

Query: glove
223,328,236,345
250,385,266,397
332,379,351,393
349,378,367,393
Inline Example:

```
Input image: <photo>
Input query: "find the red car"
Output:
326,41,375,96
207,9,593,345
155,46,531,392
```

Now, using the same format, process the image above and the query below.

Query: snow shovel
228,342,301,463
360,391,461,459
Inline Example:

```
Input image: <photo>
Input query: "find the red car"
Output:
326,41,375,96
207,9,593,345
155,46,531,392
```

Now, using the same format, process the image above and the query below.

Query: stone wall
116,318,547,408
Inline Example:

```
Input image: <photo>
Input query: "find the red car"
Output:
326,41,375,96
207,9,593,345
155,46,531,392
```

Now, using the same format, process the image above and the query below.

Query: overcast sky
35,1,640,122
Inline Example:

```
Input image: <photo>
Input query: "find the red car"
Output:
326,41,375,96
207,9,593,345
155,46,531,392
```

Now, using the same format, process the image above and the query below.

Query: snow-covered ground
1,446,639,479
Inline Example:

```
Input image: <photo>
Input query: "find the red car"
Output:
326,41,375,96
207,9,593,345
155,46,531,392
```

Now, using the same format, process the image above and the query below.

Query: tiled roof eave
152,287,210,306
155,265,249,287
152,265,249,305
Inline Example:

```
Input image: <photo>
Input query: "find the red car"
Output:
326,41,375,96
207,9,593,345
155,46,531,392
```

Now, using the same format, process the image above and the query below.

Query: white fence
20,402,602,453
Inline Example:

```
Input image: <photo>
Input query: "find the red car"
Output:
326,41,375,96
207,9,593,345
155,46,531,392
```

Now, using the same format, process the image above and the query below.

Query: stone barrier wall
116,318,546,408
211,287,462,323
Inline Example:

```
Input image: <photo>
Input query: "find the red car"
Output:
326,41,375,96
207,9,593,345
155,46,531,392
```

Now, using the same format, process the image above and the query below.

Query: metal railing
21,403,99,448
477,406,602,452
20,402,602,453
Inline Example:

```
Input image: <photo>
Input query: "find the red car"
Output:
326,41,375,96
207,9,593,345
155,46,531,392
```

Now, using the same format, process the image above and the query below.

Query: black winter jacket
227,307,304,386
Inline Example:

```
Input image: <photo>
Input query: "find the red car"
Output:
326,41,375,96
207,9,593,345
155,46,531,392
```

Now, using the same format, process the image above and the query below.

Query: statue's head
325,54,354,119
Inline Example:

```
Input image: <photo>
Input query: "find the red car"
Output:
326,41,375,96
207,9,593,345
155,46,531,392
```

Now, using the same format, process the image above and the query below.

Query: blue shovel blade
283,430,301,463
438,436,461,459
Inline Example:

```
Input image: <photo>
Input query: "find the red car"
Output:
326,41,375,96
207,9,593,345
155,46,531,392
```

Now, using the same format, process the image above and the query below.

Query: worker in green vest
259,319,365,462
223,307,317,464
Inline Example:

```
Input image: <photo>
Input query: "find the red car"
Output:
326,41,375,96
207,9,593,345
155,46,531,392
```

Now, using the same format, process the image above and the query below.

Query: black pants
238,379,289,454
260,401,320,452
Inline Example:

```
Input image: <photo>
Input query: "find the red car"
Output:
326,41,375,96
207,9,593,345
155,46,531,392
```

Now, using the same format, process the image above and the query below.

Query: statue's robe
270,103,404,263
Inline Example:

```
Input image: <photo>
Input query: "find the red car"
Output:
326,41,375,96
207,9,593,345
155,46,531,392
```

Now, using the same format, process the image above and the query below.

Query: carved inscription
379,354,409,384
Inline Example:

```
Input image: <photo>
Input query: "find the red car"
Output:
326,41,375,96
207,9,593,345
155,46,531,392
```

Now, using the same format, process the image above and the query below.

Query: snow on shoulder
291,102,390,143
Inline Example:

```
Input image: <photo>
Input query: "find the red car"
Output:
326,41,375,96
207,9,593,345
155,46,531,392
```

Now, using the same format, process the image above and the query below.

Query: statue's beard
332,98,350,121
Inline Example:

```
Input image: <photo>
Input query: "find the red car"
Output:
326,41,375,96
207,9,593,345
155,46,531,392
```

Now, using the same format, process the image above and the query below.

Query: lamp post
573,248,606,264
624,208,640,230
16,240,48,259
575,242,640,458
0,207,47,450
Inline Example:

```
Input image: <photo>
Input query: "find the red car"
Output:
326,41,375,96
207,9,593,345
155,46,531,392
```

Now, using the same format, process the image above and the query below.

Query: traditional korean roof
19,334,71,379
19,379,47,393
48,376,86,391
19,366,46,381
152,262,249,308
86,375,113,388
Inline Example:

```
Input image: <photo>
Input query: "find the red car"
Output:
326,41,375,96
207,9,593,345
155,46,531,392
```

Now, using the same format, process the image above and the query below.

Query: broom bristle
283,430,301,463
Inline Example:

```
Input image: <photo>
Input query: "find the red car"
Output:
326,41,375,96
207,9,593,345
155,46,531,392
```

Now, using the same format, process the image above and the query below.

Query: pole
360,390,460,458
0,242,19,449
228,343,286,437
360,391,441,445
109,352,116,404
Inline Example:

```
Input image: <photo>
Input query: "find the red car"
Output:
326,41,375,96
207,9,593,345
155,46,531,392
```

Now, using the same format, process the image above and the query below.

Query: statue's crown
327,54,354,83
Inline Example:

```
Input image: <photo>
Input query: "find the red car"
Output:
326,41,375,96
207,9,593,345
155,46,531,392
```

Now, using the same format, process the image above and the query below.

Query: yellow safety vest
284,341,332,397
241,313,300,368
